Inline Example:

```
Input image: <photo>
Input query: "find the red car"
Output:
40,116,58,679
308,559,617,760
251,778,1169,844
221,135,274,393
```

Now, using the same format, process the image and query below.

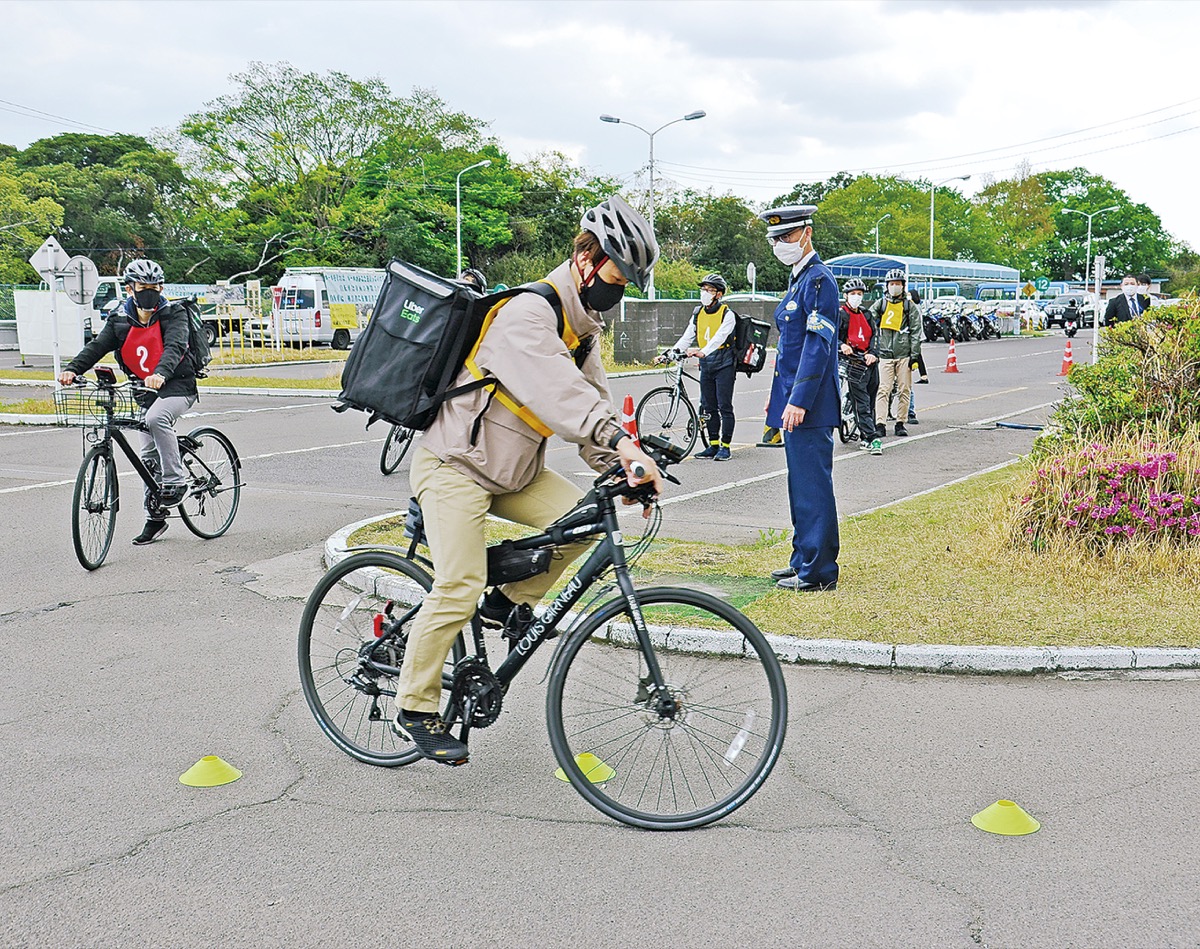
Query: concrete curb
321,513,1200,674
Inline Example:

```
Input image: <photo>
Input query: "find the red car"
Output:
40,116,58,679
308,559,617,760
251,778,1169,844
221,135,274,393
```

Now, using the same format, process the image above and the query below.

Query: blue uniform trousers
782,425,839,586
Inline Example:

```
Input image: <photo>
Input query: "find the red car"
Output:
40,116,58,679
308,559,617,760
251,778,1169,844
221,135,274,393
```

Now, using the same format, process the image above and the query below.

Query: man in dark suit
1104,274,1145,326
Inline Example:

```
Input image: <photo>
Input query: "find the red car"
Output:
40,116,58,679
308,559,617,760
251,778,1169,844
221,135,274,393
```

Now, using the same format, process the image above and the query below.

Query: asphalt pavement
3,332,1198,947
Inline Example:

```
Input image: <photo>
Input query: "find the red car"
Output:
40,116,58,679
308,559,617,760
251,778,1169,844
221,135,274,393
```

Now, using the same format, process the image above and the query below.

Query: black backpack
179,297,212,378
335,258,565,430
692,304,770,376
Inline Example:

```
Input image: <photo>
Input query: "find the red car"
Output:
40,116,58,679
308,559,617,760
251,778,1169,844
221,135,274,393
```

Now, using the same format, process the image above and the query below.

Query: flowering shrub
1055,295,1200,437
1015,434,1200,550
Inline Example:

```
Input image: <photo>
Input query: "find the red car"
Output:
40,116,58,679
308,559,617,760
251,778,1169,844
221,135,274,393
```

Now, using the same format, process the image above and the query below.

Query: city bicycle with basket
55,366,243,570
634,350,708,457
297,432,787,830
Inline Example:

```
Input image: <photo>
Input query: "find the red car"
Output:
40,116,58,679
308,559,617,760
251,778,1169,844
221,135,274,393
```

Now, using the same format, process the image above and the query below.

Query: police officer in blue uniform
759,205,841,591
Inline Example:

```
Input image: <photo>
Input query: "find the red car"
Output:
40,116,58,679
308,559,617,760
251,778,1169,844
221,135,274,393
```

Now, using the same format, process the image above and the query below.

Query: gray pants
140,394,197,516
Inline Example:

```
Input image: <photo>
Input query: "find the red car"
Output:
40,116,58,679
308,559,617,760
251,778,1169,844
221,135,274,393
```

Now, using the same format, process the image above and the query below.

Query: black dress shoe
776,575,837,592
770,566,797,581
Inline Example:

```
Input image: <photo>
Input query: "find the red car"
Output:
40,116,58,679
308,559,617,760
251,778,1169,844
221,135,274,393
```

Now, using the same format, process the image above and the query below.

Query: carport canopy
825,253,1019,282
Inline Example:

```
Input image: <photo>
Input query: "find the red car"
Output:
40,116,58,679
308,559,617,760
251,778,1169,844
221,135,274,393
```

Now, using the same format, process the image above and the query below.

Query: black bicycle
55,367,243,570
635,350,708,457
379,423,415,476
298,433,787,830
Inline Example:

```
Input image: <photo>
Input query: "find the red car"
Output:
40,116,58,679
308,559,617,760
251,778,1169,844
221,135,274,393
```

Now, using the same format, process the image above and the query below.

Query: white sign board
28,236,69,280
321,270,386,306
61,255,99,305
13,290,88,357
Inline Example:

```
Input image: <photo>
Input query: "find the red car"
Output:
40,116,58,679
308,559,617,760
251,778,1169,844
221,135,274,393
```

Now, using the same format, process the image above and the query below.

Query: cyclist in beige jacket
395,194,664,764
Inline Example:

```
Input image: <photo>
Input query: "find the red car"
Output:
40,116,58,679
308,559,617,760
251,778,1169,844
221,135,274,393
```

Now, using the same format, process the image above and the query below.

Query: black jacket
1103,293,1146,326
838,303,879,358
66,298,198,403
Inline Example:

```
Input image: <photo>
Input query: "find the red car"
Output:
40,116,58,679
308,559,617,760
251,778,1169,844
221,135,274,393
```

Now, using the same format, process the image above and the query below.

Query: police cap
758,204,817,239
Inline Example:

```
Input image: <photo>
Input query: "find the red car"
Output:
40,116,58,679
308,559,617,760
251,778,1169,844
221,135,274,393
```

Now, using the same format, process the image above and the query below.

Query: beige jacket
419,260,624,493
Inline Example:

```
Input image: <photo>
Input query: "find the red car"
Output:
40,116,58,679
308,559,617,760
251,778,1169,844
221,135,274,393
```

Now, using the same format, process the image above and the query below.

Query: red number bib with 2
121,323,164,380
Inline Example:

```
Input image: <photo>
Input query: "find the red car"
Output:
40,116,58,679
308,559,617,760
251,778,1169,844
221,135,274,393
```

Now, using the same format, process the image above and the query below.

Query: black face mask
580,273,625,313
134,288,161,311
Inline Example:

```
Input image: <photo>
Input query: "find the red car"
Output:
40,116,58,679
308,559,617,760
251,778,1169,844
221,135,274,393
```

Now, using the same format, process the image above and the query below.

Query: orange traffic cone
620,394,641,447
943,338,960,373
1058,340,1073,376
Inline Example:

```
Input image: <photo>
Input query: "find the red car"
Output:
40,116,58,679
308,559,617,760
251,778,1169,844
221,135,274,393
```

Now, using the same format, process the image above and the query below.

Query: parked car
1044,293,1099,329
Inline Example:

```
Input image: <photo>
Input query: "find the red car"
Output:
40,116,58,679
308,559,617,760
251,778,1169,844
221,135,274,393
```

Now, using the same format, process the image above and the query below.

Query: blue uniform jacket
766,254,840,429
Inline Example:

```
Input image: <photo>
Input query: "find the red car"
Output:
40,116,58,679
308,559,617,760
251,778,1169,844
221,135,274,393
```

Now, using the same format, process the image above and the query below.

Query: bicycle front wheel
546,587,787,830
72,446,118,571
178,427,240,538
299,550,465,767
636,387,699,456
380,425,414,476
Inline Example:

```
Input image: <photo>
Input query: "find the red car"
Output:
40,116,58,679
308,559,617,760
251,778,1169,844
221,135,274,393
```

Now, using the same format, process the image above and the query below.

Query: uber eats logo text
400,298,425,323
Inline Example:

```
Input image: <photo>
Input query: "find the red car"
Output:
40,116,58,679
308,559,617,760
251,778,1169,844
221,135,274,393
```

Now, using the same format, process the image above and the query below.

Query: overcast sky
3,0,1198,255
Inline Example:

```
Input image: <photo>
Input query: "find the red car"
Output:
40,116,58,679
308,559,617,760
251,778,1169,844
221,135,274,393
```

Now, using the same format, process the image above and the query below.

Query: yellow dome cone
971,799,1040,836
555,752,616,785
179,755,242,788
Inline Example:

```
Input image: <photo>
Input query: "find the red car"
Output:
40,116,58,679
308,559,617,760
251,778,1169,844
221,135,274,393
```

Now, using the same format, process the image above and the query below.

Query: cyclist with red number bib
58,259,199,545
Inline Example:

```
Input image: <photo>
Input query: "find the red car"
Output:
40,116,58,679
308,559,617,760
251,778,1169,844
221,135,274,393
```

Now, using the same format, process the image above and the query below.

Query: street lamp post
456,158,491,276
929,174,970,300
599,110,706,300
871,213,891,255
1061,205,1119,364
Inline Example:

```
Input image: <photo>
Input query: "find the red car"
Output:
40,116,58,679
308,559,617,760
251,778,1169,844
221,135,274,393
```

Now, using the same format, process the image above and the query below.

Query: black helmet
699,273,727,293
580,194,660,291
458,268,486,290
124,258,165,285
843,278,867,294
884,268,907,284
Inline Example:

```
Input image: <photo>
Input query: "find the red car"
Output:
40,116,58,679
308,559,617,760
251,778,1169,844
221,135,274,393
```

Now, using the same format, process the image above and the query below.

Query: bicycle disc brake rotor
635,675,690,730
450,656,503,728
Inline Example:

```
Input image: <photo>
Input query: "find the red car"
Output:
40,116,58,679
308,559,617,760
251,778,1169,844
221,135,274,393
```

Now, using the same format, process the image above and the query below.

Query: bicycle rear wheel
636,387,699,457
178,427,240,538
546,587,787,830
380,425,414,476
72,446,118,571
299,550,465,767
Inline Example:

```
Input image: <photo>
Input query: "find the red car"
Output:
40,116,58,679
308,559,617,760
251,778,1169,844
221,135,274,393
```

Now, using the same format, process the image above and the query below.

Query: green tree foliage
13,133,195,277
1165,245,1200,295
0,158,65,282
1039,168,1173,281
972,162,1055,275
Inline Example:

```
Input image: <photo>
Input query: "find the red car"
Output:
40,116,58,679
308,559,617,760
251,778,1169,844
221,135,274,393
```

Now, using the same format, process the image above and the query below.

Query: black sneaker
158,484,188,507
132,520,168,546
895,423,909,437
392,710,469,765
480,591,543,643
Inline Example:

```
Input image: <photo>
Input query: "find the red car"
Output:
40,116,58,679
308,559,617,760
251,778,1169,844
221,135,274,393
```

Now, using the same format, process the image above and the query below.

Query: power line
0,98,121,136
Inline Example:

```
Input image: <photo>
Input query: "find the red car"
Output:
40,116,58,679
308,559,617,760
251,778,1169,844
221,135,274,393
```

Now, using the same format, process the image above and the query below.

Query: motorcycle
1064,315,1079,338
977,311,1000,340
955,310,980,342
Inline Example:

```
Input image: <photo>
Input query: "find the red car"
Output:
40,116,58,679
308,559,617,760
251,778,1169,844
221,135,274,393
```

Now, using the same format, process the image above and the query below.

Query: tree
15,132,153,170
0,158,65,282
1038,168,1173,281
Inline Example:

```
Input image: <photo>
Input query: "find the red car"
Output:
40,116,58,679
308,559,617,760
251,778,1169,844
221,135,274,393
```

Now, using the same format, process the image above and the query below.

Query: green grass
352,463,1200,648
208,346,349,366
0,397,54,414
199,374,341,390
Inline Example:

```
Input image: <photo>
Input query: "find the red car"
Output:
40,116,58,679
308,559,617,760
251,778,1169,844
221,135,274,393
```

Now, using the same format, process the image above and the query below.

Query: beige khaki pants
395,447,590,713
876,357,912,428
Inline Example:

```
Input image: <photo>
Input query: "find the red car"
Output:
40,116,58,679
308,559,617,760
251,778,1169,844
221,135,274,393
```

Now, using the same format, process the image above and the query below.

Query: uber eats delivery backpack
690,304,770,376
733,311,770,376
180,297,212,378
334,259,565,431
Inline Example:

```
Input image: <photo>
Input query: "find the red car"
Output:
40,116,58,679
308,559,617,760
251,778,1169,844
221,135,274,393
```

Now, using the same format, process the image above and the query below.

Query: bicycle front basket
54,385,143,428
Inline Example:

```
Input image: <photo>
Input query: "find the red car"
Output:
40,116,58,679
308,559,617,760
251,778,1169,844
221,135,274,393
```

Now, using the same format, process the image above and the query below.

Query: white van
264,268,386,349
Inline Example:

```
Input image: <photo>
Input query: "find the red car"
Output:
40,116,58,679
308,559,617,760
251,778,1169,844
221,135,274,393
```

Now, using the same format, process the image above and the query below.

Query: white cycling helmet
124,258,165,285
580,194,660,291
